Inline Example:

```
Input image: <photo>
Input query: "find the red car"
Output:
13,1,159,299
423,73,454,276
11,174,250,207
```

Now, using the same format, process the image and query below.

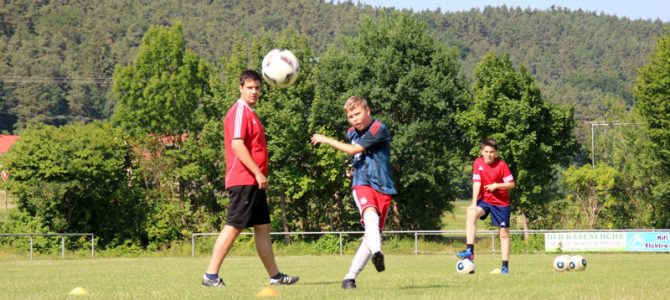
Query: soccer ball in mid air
261,49,299,88
455,259,475,274
568,255,587,271
553,255,571,272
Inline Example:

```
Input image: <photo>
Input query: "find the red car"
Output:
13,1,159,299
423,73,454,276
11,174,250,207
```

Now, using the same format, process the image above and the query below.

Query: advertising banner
544,231,626,252
625,232,670,252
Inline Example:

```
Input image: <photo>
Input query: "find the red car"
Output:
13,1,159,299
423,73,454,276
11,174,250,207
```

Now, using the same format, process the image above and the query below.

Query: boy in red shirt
457,138,515,274
201,70,299,287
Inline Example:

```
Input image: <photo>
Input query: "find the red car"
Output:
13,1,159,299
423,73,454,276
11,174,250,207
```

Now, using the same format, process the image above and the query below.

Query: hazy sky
356,0,670,22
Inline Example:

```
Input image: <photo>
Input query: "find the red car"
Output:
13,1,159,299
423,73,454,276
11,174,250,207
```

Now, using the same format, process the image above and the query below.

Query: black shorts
226,185,271,228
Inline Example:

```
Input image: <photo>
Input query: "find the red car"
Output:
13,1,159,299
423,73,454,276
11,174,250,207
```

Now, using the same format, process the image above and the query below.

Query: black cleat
341,279,356,289
371,251,385,272
270,273,300,285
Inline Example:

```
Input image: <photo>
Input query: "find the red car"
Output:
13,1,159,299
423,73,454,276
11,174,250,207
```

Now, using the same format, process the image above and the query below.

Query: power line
0,77,112,84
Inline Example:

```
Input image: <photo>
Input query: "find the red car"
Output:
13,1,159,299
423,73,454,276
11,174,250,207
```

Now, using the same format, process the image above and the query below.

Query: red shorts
352,185,393,230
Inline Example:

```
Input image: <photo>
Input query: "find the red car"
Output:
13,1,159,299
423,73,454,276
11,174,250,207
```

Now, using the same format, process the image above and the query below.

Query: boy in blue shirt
311,96,397,289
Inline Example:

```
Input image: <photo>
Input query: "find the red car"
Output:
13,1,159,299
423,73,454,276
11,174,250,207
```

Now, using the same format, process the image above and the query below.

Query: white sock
344,240,371,280
363,210,382,254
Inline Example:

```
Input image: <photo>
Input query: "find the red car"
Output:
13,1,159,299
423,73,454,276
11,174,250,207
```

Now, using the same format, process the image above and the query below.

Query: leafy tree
112,22,227,246
1,122,145,246
563,164,622,229
458,52,578,233
579,98,653,228
633,32,670,227
312,12,470,230
634,33,670,171
112,21,211,137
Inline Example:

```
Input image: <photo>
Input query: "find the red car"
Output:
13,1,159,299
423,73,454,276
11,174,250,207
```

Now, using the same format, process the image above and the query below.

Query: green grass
2,253,669,299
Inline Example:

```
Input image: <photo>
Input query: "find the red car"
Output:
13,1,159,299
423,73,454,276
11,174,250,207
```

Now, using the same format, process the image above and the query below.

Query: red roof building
0,135,20,154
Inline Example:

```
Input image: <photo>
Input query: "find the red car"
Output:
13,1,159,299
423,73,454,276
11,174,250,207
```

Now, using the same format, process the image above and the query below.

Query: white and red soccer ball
261,49,299,88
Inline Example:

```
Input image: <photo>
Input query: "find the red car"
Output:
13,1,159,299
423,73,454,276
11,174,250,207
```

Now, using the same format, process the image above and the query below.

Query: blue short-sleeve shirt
347,119,397,195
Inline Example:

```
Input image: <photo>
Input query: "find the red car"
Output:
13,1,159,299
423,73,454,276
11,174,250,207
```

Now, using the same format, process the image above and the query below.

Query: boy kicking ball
311,96,397,289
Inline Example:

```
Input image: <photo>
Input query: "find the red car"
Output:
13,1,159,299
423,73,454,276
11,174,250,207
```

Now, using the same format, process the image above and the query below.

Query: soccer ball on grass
553,255,571,272
261,49,299,88
455,259,475,274
568,255,587,271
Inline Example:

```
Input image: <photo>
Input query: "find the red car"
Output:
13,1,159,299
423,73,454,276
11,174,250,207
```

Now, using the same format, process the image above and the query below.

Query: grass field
2,253,669,299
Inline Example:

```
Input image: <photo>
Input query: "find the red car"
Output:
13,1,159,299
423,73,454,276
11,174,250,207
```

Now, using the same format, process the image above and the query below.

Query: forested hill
0,0,667,132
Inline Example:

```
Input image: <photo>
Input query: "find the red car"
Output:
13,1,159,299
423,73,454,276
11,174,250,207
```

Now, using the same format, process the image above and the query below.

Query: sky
356,0,670,22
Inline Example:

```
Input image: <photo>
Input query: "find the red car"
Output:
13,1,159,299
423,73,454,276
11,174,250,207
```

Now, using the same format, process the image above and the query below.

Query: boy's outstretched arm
311,134,364,155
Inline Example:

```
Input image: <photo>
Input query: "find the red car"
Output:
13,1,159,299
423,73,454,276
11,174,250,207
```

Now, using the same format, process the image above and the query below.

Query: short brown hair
343,96,368,112
239,69,261,86
480,138,498,150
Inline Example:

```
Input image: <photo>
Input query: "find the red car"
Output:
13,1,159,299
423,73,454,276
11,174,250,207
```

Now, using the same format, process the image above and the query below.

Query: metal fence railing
191,230,508,257
0,233,95,259
191,229,670,257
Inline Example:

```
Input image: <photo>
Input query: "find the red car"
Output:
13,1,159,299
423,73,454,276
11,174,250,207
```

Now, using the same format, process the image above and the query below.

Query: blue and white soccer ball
553,255,571,272
261,49,299,88
455,259,475,274
568,255,587,271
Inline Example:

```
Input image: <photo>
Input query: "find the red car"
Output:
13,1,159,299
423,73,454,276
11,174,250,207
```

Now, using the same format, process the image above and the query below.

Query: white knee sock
363,210,382,254
344,240,371,280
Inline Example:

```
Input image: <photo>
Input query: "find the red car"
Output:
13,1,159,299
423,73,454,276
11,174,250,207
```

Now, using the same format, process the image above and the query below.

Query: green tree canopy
563,164,622,229
1,122,145,246
112,22,212,137
633,32,670,227
111,22,226,247
634,33,670,171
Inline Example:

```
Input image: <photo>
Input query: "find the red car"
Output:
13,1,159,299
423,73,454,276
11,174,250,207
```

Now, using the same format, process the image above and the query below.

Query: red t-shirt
472,157,514,206
224,100,268,188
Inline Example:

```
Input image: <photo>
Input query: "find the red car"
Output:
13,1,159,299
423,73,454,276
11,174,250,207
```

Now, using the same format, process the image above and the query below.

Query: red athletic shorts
352,185,393,230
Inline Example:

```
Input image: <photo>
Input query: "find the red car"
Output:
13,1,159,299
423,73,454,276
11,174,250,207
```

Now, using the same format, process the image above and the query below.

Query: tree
633,32,670,227
563,164,622,229
311,12,470,229
458,52,578,234
1,122,145,246
634,33,670,170
112,22,227,245
112,21,212,137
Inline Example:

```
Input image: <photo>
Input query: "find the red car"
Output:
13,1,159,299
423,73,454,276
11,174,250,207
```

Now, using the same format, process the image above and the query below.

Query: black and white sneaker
201,276,225,287
371,251,385,272
270,273,300,285
341,279,356,289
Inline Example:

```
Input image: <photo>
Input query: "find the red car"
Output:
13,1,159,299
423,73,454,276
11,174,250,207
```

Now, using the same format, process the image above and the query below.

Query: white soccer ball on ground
261,49,299,88
455,259,475,274
568,255,587,271
553,255,571,272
